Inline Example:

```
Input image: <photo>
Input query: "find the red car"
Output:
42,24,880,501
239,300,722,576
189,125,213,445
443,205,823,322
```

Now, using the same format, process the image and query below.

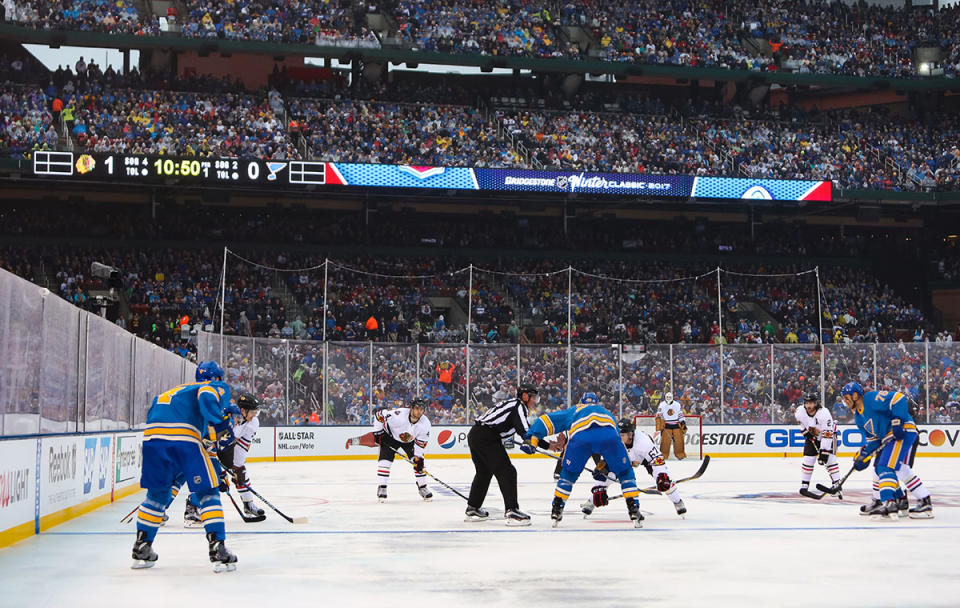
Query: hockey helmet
664,391,673,402
236,392,260,411
409,397,427,410
803,392,819,404
841,382,864,397
196,360,225,382
617,417,636,434
517,383,539,399
580,392,600,405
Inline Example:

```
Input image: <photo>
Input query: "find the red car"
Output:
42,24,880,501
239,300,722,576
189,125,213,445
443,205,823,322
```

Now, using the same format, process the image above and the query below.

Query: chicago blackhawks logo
399,432,414,443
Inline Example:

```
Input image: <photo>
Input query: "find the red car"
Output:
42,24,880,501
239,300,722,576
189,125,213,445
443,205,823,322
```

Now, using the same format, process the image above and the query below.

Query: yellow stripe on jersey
143,426,202,441
623,490,639,498
198,386,220,400
539,414,555,436
878,480,899,490
200,510,224,521
554,488,571,499
200,446,217,487
890,393,905,406
569,414,616,437
888,441,904,467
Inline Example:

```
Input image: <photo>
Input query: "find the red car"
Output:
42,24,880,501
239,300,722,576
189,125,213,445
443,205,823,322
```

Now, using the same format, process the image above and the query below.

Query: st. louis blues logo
266,162,287,181
398,166,446,180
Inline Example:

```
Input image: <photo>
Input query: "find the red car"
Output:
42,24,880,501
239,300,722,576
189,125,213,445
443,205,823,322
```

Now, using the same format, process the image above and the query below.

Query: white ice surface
1,457,959,608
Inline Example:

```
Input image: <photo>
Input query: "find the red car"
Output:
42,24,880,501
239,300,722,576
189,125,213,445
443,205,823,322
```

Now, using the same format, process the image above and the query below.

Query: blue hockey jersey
526,403,618,442
854,390,917,458
144,381,233,443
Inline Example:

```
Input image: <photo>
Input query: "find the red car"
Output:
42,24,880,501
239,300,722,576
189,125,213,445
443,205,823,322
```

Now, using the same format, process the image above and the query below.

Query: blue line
42,524,960,536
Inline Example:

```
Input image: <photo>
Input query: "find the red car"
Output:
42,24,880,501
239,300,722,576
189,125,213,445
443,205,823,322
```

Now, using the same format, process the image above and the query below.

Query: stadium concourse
1,458,959,607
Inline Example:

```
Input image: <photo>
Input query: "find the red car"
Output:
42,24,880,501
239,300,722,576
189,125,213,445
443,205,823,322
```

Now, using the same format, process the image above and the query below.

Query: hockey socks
896,464,931,500
137,488,172,543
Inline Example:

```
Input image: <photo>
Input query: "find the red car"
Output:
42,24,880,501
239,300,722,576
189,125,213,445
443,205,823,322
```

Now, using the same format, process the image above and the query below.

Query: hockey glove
679,421,687,434
656,472,673,493
519,438,537,455
218,469,230,492
817,450,829,466
412,456,425,473
224,403,242,418
891,418,905,440
373,431,385,446
853,456,870,471
591,485,609,507
592,460,610,482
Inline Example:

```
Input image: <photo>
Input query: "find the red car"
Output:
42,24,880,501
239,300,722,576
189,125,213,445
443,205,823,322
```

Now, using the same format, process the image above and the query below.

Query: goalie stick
246,485,308,524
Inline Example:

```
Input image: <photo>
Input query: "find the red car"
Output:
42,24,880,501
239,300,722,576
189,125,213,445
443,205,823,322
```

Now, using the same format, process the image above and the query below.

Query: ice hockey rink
1,457,958,608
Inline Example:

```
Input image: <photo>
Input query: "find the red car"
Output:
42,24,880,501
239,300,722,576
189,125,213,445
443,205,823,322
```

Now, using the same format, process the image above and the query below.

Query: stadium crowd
7,0,960,77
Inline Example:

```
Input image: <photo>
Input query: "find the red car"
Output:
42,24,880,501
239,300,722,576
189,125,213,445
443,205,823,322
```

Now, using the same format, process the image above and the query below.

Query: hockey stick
608,455,712,500
225,489,266,523
392,448,472,503
815,437,893,495
120,504,139,524
529,445,618,482
246,486,308,524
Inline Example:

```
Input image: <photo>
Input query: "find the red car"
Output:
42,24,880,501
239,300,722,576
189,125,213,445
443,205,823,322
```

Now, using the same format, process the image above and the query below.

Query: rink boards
246,424,960,461
0,431,143,547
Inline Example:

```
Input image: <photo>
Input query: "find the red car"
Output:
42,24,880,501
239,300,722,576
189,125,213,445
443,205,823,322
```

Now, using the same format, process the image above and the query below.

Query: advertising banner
114,434,142,487
0,439,37,533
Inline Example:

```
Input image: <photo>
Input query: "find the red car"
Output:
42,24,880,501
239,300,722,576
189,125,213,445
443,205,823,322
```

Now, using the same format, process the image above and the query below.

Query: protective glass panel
419,344,467,423
372,344,417,414
253,339,289,427
467,344,517,421
722,344,772,424
287,339,323,426
824,344,877,424
39,294,80,433
327,343,370,424
928,343,960,423
0,272,43,435
571,345,619,414
877,343,927,422
620,345,671,419
773,345,823,424
519,345,567,414
672,344,721,423
83,314,109,432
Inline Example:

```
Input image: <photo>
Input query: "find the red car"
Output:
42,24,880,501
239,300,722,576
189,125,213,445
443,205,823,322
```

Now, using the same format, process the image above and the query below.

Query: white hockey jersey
656,401,686,425
794,405,837,453
600,432,671,487
374,407,431,457
233,416,260,467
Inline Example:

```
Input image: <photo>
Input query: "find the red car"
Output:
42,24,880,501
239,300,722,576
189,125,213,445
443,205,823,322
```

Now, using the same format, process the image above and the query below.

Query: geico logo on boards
690,432,756,446
918,428,960,448
278,431,314,441
0,468,30,508
765,429,865,448
49,444,77,483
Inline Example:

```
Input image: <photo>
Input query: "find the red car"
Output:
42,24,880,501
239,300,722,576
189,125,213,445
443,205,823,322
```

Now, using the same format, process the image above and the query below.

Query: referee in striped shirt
465,383,538,526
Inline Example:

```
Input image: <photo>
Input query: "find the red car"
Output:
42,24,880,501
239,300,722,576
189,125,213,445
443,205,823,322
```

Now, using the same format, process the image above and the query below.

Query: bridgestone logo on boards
691,432,756,446
0,469,30,508
49,445,77,483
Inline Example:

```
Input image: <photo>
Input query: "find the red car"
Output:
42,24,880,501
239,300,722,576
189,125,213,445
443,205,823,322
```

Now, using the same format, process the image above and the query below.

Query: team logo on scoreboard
398,166,446,180
75,154,96,175
266,162,287,181
741,185,774,199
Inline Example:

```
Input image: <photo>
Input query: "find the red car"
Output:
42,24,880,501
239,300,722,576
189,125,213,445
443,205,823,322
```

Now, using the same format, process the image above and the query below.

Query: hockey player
467,383,540,526
132,360,238,572
581,417,686,517
656,391,687,460
526,393,644,528
794,392,843,499
372,398,433,502
840,382,933,519
221,392,265,519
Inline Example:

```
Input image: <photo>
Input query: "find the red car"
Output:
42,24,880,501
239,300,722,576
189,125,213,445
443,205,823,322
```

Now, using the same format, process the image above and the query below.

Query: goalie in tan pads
656,392,687,460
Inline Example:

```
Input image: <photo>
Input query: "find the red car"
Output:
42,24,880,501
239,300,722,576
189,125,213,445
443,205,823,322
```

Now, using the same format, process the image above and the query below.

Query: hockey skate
626,497,644,529
464,506,489,522
580,499,595,517
859,499,883,516
897,496,910,517
674,499,687,517
243,501,265,518
207,532,237,573
183,499,203,528
377,485,387,503
505,508,532,526
865,499,899,521
131,530,158,569
551,497,564,528
908,496,933,519
418,485,433,502
159,513,169,527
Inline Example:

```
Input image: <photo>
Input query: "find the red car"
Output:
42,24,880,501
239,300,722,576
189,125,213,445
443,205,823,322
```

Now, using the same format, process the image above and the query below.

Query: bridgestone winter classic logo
0,468,30,508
